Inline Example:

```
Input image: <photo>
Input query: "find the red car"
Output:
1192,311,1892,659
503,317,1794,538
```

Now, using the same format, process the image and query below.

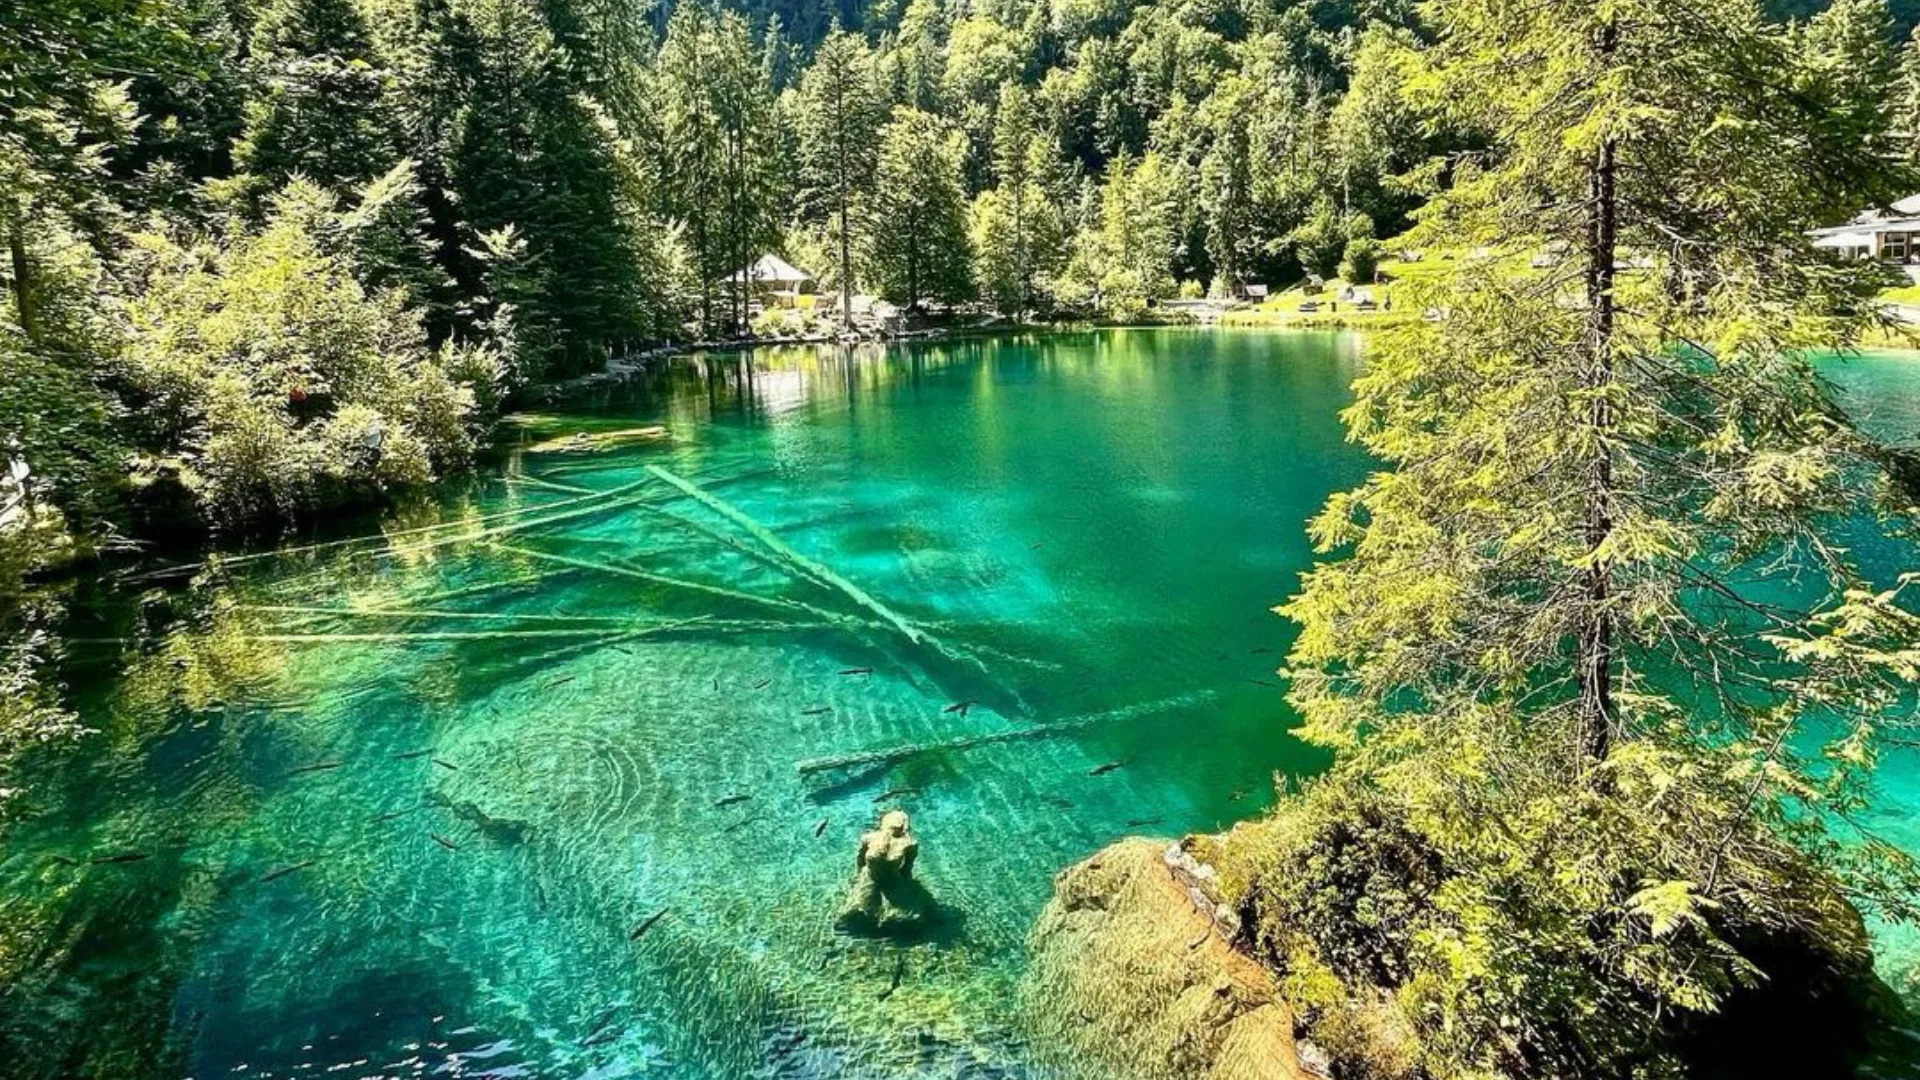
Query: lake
2,330,1914,1079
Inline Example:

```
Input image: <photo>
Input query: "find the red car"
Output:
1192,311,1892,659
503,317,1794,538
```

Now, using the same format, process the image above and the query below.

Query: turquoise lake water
1,331,1914,1079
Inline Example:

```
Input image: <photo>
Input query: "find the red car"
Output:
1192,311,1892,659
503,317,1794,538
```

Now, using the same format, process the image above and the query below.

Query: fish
1089,760,1128,776
286,761,344,776
429,833,459,851
393,748,434,760
724,814,767,834
1246,678,1278,688
580,1024,621,1048
769,1031,808,1060
838,667,872,676
580,1008,621,1046
1227,788,1251,802
543,675,577,689
942,700,977,717
629,907,669,941
431,757,459,772
1124,816,1163,828
1248,646,1275,655
1186,931,1211,950
1028,541,1044,550
371,805,422,823
261,860,315,883
813,818,829,837
801,706,833,716
877,956,906,1000
612,646,636,656
713,794,751,808
1039,795,1074,810
752,678,772,689
89,852,150,865
430,792,531,845
872,787,918,803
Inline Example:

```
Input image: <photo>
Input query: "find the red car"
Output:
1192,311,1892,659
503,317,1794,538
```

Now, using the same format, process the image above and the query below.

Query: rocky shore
1022,838,1316,1080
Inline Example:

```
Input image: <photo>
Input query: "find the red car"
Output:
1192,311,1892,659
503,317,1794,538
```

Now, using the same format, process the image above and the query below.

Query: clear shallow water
3,332,1914,1080
2,330,1370,1079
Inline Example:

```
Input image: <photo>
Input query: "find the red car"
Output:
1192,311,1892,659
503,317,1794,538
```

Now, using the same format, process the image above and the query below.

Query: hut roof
726,254,812,286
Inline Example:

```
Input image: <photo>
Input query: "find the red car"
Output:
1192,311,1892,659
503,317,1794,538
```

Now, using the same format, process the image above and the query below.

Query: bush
123,182,490,527
1341,237,1383,284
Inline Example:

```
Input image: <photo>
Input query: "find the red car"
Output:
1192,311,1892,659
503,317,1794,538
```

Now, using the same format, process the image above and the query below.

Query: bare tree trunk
7,201,35,342
1576,20,1619,770
833,72,852,332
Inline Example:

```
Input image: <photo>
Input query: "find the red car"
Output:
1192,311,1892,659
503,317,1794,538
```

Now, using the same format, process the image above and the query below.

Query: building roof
1817,195,1920,236
725,254,812,287
1813,230,1875,249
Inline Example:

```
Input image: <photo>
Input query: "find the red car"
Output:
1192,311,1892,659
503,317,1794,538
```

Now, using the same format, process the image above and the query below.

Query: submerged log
485,542,842,624
645,465,933,647
795,691,1220,778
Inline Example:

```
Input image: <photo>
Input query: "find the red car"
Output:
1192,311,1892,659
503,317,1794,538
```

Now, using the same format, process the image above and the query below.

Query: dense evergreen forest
6,0,1920,1073
3,0,1911,541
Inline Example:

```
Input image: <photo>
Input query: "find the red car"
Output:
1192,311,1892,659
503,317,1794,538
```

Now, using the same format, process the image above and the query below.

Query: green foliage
122,182,489,525
1290,198,1371,281
229,0,399,209
864,107,974,311
1220,769,1882,1079
1267,0,1920,1075
1059,150,1180,318
1338,235,1380,284
793,26,884,324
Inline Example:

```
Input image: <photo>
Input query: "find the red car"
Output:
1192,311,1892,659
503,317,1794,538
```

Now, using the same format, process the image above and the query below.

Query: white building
1811,194,1920,279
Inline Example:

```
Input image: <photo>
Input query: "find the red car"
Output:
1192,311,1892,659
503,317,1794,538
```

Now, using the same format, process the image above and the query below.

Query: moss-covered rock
1023,838,1311,1080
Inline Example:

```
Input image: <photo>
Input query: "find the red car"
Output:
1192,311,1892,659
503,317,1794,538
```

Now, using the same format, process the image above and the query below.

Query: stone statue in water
838,809,935,931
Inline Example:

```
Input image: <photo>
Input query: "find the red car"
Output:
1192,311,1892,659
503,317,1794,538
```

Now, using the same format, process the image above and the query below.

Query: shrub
123,182,489,527
1340,237,1383,284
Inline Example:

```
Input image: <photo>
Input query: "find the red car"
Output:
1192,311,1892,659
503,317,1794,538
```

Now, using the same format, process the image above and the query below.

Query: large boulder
1023,839,1313,1080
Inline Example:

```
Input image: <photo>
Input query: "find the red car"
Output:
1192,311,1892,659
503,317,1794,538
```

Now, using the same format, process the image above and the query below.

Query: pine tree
1270,0,1920,1073
864,107,973,313
794,26,882,328
657,5,780,336
984,82,1056,318
449,0,650,372
234,0,399,198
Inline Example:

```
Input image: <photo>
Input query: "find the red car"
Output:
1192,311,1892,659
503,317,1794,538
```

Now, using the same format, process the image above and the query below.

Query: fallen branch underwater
237,604,658,625
794,689,1223,777
238,613,725,645
644,465,932,647
482,542,851,626
127,477,655,581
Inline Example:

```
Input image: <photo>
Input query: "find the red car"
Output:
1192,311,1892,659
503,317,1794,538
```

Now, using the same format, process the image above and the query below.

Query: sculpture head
880,809,910,836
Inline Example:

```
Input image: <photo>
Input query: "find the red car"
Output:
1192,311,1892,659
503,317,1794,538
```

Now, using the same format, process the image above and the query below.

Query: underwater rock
1022,839,1307,1080
837,810,936,932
